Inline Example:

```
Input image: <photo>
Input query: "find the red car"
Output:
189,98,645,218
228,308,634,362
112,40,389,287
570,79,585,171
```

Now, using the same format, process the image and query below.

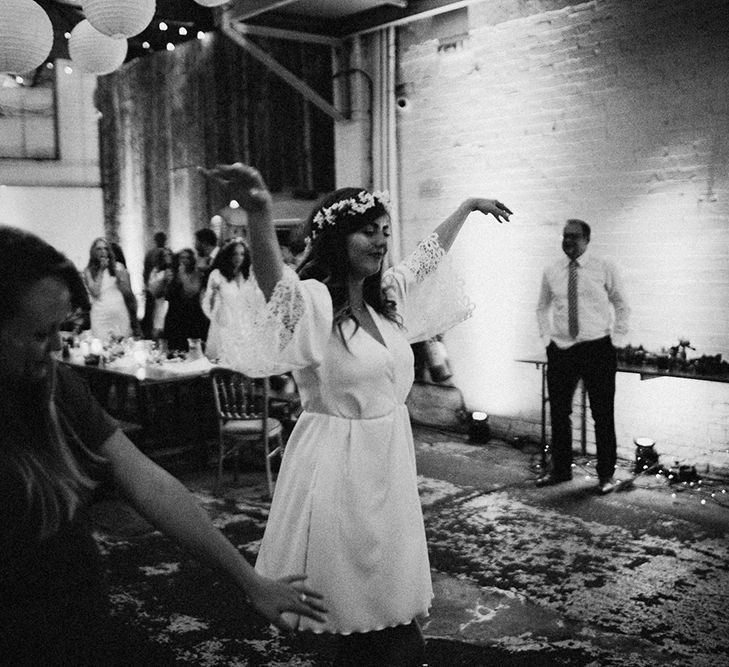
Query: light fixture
69,20,128,75
82,0,156,39
0,0,54,75
468,411,490,444
633,436,659,474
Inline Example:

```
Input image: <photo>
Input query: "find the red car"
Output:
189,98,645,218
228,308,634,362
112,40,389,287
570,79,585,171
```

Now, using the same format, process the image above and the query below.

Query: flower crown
310,190,390,240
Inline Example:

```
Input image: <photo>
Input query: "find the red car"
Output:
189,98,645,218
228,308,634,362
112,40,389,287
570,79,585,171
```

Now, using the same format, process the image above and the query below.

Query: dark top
0,364,125,663
163,276,210,351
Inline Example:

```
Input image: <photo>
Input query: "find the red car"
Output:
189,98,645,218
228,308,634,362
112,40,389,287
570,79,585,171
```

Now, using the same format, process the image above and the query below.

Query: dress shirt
536,249,630,349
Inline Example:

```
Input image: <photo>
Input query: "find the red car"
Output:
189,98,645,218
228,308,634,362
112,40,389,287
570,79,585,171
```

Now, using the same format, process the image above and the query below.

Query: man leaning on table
536,219,630,494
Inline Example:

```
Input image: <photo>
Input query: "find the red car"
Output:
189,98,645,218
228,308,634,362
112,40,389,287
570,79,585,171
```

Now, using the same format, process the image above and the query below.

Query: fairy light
178,27,187,36
166,43,175,51
159,21,168,31
197,31,205,39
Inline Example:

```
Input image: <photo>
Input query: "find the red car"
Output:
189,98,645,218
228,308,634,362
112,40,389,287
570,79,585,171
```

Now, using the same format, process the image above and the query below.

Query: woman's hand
468,197,513,223
247,574,327,632
198,163,272,213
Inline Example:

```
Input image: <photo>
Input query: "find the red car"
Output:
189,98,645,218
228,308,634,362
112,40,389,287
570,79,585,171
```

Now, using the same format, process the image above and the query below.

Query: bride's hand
468,197,513,223
198,163,272,212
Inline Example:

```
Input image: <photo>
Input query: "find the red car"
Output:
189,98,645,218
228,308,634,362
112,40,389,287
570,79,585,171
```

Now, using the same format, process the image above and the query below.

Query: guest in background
143,231,168,284
163,248,209,353
201,163,511,666
145,247,173,341
194,228,219,276
83,238,138,339
536,219,630,494
201,238,254,360
0,225,326,665
142,232,169,337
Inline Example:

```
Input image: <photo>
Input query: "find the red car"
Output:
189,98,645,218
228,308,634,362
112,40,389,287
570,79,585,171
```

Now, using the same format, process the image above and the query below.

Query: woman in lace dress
201,238,255,360
204,164,511,666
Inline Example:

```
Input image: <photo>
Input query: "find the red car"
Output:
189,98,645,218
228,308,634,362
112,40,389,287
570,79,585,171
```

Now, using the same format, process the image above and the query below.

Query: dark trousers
546,336,617,482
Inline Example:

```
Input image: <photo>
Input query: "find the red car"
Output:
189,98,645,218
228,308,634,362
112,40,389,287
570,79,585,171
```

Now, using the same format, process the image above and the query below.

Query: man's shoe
535,472,572,487
598,478,619,494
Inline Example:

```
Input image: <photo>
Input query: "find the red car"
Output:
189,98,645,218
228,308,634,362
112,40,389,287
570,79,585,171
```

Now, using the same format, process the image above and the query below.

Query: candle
89,338,103,356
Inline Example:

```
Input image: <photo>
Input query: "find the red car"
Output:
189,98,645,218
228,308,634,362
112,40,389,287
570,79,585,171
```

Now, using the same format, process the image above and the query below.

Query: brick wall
391,0,729,475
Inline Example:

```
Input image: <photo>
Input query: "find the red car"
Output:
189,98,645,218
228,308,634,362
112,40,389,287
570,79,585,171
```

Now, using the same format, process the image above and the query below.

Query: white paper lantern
82,0,156,39
193,0,230,7
69,20,128,75
0,0,54,74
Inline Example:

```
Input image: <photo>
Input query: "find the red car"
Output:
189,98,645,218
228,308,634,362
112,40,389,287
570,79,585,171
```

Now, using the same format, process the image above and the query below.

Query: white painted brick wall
388,0,729,476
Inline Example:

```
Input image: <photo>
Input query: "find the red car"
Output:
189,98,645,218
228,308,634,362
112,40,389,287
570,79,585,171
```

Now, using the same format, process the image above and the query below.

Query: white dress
89,266,131,339
201,269,257,360
218,233,473,634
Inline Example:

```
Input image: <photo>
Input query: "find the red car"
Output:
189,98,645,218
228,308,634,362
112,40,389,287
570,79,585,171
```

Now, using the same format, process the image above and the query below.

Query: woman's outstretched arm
432,197,512,252
102,430,327,631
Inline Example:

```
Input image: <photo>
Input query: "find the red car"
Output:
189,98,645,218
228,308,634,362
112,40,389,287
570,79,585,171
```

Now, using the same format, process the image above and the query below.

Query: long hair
213,238,251,281
0,226,102,541
297,187,399,339
87,237,117,277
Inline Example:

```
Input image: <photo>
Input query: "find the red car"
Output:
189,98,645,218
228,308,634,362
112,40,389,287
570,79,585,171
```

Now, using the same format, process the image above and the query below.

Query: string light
178,27,187,36
166,43,175,51
159,21,168,31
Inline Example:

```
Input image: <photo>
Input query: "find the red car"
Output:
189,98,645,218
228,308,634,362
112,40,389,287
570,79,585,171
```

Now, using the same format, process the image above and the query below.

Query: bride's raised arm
200,163,283,300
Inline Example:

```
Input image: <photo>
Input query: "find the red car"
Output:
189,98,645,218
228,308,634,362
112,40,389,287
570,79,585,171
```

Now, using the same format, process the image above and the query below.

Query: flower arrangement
310,190,390,240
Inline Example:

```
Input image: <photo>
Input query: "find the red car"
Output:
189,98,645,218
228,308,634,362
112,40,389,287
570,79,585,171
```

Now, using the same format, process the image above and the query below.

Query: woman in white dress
83,238,136,339
201,238,256,360
204,164,512,666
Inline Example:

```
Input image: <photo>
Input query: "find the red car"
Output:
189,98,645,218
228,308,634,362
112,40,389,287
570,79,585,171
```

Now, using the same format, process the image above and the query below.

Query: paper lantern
193,0,230,7
69,20,128,75
0,0,54,74
82,0,156,39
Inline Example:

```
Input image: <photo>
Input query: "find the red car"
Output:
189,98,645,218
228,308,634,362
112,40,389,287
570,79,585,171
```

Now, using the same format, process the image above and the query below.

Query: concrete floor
408,426,729,666
98,424,729,665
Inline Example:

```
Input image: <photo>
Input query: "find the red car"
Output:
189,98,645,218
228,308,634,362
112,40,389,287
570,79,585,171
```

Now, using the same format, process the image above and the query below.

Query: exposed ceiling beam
342,0,483,37
220,12,345,122
228,0,301,22
232,21,342,46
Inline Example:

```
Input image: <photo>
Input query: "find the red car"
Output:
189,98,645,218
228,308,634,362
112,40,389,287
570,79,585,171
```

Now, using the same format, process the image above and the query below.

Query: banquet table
516,356,729,469
59,355,217,466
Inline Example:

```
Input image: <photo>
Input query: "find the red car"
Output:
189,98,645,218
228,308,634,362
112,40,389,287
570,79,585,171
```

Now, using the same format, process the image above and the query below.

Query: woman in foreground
0,225,326,665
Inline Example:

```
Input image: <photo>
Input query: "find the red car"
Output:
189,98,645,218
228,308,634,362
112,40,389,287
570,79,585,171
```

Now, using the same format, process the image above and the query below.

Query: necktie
568,259,579,338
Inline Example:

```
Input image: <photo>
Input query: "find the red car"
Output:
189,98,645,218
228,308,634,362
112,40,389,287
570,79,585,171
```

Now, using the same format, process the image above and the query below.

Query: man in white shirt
536,219,630,494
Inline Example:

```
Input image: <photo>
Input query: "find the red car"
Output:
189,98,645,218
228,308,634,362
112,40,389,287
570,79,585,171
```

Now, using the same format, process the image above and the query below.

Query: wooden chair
210,368,284,497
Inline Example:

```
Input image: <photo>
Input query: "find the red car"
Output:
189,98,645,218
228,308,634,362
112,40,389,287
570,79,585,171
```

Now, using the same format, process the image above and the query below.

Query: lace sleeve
403,233,446,282
218,268,331,377
383,233,473,343
265,271,306,352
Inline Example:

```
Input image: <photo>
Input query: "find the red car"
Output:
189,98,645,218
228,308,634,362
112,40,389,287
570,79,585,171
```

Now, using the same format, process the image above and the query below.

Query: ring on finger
299,593,308,603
